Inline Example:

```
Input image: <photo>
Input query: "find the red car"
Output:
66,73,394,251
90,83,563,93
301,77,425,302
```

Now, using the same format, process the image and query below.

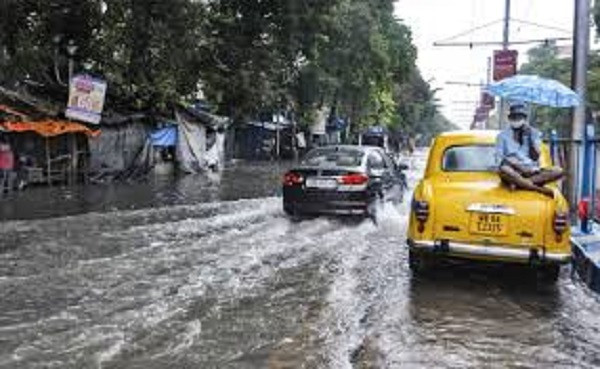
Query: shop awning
0,120,100,138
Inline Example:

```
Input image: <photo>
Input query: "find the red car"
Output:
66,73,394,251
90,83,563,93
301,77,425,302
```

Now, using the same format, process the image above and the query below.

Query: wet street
1,156,600,368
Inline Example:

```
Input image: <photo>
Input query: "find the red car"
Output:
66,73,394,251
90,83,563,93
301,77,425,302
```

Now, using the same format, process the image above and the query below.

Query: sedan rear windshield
442,145,497,172
303,148,364,167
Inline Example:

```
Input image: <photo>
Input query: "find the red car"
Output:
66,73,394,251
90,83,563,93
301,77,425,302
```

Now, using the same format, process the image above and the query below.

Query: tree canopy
0,0,452,138
519,41,600,135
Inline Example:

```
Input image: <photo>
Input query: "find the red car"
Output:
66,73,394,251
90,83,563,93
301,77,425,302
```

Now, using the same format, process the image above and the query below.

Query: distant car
282,145,407,217
407,130,570,282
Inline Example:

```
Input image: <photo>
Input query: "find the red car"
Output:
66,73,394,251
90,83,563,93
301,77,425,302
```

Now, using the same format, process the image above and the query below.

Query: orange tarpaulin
1,120,100,137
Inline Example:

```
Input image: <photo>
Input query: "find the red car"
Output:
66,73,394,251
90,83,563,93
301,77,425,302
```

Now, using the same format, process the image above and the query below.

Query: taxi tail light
339,173,368,185
413,200,429,222
283,172,303,186
553,212,568,234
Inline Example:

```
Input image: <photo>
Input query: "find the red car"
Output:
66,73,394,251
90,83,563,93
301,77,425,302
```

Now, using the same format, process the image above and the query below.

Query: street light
66,40,78,83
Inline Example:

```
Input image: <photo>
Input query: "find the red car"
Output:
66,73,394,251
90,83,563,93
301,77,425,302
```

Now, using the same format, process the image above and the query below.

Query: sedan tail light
283,172,304,186
338,173,368,185
553,212,568,234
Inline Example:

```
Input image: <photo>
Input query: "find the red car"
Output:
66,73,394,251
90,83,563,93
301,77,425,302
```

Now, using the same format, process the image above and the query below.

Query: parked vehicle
282,145,407,218
407,130,570,282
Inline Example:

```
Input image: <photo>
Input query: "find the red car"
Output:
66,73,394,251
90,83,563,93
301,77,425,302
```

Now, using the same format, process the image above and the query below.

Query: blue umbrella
486,74,580,108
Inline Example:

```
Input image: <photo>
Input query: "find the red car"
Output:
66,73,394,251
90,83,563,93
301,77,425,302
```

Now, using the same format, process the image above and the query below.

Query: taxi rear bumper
408,239,571,264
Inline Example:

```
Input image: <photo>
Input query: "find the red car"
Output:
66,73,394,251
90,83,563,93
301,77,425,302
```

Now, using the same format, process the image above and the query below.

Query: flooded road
1,157,600,368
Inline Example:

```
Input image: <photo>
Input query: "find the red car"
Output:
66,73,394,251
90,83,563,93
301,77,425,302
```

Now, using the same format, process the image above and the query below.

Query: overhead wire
435,19,504,44
511,18,571,34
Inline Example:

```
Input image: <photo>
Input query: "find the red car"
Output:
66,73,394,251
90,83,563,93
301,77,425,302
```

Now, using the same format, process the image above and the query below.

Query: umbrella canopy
486,75,580,108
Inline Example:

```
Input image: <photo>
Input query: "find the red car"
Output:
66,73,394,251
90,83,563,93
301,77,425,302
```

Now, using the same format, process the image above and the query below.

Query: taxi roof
436,129,500,140
433,130,500,146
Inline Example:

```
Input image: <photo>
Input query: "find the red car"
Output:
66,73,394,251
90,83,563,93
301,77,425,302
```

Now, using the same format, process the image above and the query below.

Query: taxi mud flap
529,248,542,264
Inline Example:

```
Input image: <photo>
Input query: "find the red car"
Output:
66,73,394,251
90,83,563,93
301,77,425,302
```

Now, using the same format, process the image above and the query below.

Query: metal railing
548,128,598,231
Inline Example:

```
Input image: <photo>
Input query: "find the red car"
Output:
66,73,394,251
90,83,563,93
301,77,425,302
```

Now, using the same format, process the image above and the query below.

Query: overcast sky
394,0,577,129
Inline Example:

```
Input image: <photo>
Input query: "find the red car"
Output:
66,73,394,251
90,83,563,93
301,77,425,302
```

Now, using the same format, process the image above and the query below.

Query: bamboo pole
70,134,77,185
45,137,51,186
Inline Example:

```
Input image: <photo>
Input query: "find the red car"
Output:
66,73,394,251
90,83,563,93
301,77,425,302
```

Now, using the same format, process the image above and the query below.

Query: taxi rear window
442,145,497,172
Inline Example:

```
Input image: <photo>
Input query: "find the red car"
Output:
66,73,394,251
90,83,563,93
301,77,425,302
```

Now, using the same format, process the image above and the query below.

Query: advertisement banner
66,74,107,125
493,50,518,81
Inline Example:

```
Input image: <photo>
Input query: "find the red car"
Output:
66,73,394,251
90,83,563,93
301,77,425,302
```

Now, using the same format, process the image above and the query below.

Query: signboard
493,50,518,81
66,74,107,124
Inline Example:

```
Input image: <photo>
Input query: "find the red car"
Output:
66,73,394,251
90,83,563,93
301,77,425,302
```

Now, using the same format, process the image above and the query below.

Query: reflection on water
0,161,291,221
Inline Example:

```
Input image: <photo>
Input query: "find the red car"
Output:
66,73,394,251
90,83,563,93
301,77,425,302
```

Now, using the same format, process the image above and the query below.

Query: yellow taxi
407,130,570,281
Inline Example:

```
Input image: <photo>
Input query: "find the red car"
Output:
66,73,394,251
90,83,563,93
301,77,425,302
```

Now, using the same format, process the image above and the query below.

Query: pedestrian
0,140,15,195
408,136,415,155
496,102,563,197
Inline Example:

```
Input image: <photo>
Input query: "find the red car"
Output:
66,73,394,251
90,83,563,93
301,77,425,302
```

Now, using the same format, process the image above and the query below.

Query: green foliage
297,0,418,131
0,0,452,139
519,42,600,136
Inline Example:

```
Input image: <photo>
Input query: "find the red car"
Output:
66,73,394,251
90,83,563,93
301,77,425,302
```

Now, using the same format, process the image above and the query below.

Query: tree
0,0,207,113
519,42,600,135
0,0,454,141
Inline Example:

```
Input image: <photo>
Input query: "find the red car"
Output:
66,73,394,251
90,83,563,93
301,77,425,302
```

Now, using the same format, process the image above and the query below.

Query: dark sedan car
282,145,407,217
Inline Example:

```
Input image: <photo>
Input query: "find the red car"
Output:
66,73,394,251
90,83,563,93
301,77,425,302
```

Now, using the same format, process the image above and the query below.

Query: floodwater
1,156,600,368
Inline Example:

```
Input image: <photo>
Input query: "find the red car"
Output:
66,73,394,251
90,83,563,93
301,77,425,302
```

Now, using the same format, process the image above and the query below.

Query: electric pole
568,0,591,208
498,0,511,129
486,56,492,129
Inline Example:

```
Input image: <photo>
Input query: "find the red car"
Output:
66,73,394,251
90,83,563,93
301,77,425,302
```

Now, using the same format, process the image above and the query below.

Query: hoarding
65,74,107,125
493,50,518,81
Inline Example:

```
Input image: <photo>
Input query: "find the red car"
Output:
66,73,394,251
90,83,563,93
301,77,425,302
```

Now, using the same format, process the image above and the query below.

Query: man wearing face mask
495,103,564,197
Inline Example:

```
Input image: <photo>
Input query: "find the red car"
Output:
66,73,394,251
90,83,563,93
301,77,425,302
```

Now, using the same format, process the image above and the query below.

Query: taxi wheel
537,264,560,283
409,249,433,273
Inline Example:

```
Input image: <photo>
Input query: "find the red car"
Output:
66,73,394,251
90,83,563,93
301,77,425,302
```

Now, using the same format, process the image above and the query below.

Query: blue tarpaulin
150,125,177,147
364,125,387,136
326,117,347,133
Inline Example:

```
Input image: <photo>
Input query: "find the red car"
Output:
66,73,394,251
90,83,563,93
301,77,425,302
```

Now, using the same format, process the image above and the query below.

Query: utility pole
568,0,591,208
276,111,281,160
486,56,492,129
498,0,511,129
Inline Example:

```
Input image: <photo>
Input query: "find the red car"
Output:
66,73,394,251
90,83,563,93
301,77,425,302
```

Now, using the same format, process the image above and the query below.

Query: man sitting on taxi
495,103,563,197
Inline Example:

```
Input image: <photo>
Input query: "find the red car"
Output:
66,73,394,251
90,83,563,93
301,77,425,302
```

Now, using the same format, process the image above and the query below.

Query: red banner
493,50,518,81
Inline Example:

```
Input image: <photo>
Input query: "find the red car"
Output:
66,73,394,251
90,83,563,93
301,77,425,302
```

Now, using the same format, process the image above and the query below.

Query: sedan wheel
537,264,560,283
283,203,296,216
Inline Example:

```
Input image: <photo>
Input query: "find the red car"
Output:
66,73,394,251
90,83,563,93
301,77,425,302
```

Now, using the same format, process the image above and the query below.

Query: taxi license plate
469,213,507,236
305,178,337,189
